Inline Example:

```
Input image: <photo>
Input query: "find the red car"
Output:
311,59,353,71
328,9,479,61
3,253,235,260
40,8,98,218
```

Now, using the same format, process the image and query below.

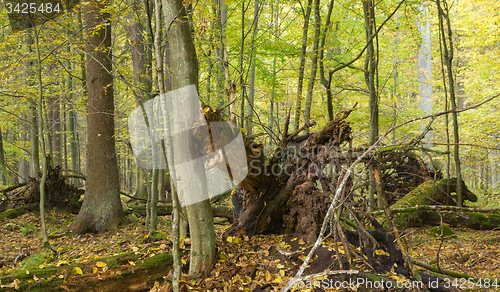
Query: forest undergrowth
0,199,499,292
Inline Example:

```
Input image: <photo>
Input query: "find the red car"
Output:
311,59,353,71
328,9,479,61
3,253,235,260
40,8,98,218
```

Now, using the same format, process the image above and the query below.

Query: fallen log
126,204,234,223
0,250,172,291
390,178,478,228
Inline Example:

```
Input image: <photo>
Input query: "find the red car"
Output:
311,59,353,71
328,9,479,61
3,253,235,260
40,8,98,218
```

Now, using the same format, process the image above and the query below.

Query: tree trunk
162,0,215,276
417,2,433,119
246,0,260,136
24,32,39,179
294,0,313,130
238,0,246,127
318,0,335,121
18,130,29,184
303,0,321,132
391,178,477,228
33,26,49,244
0,129,12,185
69,0,124,234
437,0,462,206
363,0,379,211
363,0,378,146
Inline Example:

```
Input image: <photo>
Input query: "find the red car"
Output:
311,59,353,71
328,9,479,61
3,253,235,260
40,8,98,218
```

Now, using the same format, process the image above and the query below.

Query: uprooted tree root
0,165,83,216
219,105,482,291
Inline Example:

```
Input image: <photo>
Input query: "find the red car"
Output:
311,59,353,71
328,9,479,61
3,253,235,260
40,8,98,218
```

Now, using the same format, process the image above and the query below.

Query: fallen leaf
72,267,83,275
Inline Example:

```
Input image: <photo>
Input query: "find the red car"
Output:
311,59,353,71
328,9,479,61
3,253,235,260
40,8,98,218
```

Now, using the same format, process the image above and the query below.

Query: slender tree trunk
78,8,87,99
33,26,49,245
363,0,379,211
66,42,79,187
18,129,29,184
246,0,260,136
294,0,313,130
303,0,321,132
363,0,378,146
0,129,12,185
269,55,276,145
437,0,462,206
148,0,166,236
217,0,228,109
417,2,433,141
51,96,62,166
238,0,246,127
162,0,215,276
29,104,39,177
391,12,399,143
319,0,335,121
69,0,124,233
24,32,40,179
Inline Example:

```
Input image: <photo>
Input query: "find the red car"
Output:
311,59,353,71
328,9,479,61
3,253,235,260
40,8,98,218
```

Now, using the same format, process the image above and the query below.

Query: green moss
146,273,165,286
152,232,167,241
0,207,26,220
465,212,492,228
99,251,139,269
429,224,454,237
487,213,500,222
0,266,64,291
20,252,54,269
141,253,173,270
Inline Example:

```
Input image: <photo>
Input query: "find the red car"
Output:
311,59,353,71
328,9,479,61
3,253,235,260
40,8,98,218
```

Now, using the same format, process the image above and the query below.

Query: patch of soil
283,181,330,243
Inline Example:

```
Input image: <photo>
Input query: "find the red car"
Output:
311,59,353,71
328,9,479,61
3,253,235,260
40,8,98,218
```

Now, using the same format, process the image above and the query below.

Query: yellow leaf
265,270,272,281
26,270,29,274
226,236,233,243
72,267,83,275
273,276,282,284
58,275,64,279
92,267,98,273
279,270,285,277
95,261,107,268
128,261,136,266
103,266,109,272
56,260,70,267
277,264,285,269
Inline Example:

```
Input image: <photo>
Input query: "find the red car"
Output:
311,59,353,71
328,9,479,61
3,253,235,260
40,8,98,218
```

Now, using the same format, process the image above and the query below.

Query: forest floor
0,205,499,292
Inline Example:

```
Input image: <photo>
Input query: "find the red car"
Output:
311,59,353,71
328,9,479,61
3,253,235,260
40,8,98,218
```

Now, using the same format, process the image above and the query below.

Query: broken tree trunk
391,177,477,228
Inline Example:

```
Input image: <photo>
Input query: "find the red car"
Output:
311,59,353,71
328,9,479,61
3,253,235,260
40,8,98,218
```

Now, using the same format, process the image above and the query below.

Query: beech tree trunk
303,0,320,131
293,0,313,130
162,0,216,276
69,0,124,233
437,0,462,206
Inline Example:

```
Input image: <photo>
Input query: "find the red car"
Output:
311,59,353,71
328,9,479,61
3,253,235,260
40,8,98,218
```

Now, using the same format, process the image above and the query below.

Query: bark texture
69,0,124,233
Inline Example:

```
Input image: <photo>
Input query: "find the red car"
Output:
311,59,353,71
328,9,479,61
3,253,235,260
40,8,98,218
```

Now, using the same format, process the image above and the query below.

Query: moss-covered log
421,210,500,230
391,178,477,228
0,251,172,291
